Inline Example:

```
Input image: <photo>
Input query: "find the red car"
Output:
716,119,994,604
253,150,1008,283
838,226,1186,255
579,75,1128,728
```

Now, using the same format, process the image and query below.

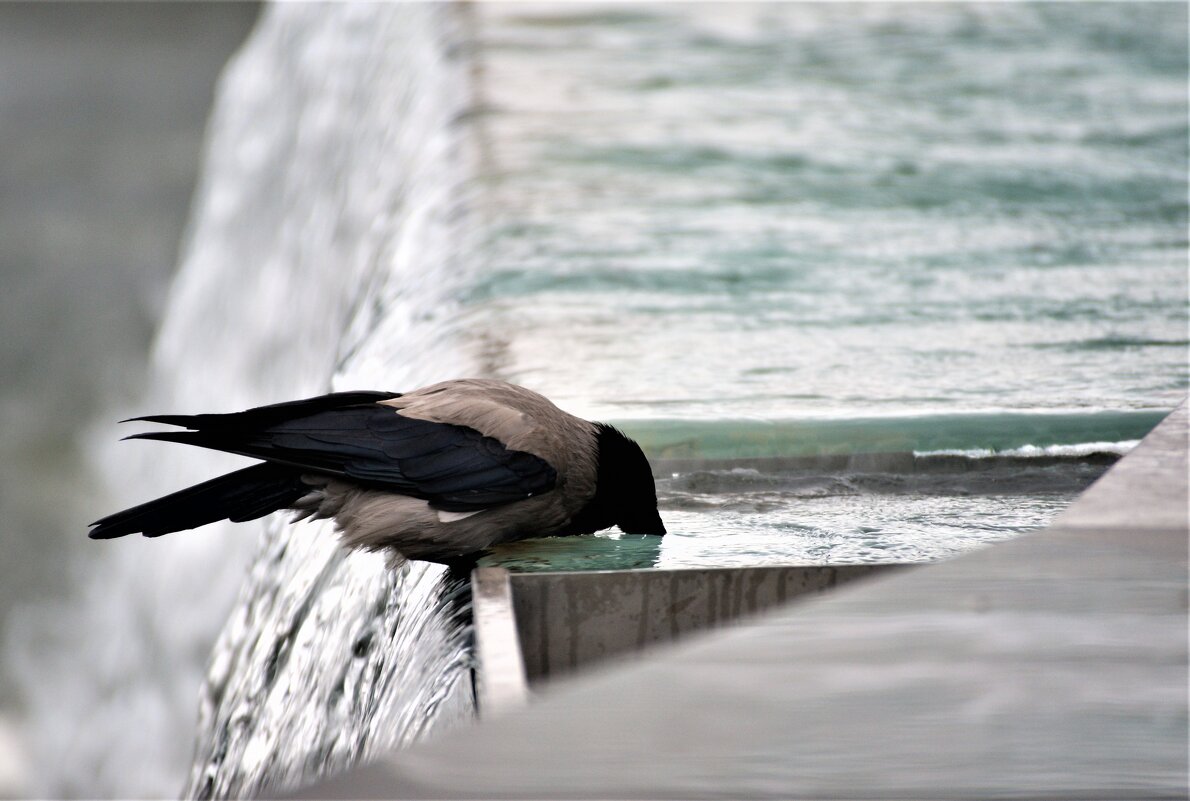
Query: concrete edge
1052,400,1187,532
470,567,529,717
503,563,912,689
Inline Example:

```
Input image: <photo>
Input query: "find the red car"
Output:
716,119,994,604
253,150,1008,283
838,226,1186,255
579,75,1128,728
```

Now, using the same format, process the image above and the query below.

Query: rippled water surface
482,448,1123,572
467,2,1186,569
469,3,1186,426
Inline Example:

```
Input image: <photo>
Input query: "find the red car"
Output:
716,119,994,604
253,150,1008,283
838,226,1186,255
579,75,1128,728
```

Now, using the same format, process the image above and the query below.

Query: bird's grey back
380,379,599,476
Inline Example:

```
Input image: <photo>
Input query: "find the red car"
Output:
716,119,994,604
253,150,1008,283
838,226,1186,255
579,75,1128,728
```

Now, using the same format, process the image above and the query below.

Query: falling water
15,3,486,798
171,6,485,798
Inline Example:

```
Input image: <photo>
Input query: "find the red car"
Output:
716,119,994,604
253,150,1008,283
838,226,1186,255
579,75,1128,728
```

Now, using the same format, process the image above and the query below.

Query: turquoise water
482,492,1083,572
469,3,1186,423
482,454,1116,571
619,410,1164,459
466,3,1186,569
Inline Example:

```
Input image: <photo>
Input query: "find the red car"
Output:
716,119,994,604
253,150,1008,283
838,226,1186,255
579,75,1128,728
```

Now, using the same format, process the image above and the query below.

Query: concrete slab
296,404,1187,799
508,564,905,685
1053,402,1188,532
471,568,529,717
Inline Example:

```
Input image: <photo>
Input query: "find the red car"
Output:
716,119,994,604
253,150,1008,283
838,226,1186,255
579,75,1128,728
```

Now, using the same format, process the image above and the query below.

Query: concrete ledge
1053,402,1187,532
471,564,906,714
507,564,905,686
471,568,528,717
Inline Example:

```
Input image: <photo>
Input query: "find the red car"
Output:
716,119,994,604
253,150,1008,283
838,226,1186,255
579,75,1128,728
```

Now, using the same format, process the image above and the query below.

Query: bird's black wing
89,462,310,539
124,392,557,512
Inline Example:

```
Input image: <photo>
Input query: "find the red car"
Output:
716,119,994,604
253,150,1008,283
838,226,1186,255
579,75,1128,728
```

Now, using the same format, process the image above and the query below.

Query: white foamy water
915,440,1141,459
178,6,487,797
13,5,484,798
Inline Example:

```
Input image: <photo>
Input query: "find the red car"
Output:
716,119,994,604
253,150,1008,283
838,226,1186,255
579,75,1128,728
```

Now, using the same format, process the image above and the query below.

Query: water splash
178,5,484,797
13,4,483,798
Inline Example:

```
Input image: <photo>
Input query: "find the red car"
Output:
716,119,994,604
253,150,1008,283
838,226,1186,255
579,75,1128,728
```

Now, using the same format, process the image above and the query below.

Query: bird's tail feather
88,463,309,539
120,390,400,430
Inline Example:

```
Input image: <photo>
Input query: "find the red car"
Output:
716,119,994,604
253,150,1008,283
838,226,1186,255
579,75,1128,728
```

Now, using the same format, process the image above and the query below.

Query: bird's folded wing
126,393,557,512
89,462,310,538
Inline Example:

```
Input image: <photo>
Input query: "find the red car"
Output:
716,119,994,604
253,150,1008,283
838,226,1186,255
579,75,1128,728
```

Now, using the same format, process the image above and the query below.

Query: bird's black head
591,424,666,536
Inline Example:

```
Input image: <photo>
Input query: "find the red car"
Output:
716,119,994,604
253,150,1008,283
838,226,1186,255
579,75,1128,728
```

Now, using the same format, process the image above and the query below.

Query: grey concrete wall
472,567,529,718
471,564,904,718
508,564,904,685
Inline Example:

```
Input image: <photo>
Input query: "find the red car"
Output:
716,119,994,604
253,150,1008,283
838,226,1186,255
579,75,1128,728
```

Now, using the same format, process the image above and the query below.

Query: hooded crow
89,379,666,563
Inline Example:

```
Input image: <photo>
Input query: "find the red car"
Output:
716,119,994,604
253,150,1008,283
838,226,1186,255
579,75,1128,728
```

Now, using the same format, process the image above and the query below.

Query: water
651,450,1118,568
461,2,1185,571
172,6,483,797
13,4,482,799
467,3,1186,423
8,2,1188,798
482,450,1127,572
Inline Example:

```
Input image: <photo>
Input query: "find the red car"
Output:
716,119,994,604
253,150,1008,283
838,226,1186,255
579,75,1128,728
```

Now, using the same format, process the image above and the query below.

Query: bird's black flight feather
125,390,402,429
89,462,309,539
117,392,557,516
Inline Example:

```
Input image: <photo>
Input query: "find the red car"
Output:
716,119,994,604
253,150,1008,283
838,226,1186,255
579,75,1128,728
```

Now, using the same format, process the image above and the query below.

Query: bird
89,379,666,564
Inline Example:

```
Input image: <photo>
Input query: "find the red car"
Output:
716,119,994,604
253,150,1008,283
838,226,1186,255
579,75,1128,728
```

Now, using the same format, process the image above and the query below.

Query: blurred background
0,3,259,794
0,2,1185,798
